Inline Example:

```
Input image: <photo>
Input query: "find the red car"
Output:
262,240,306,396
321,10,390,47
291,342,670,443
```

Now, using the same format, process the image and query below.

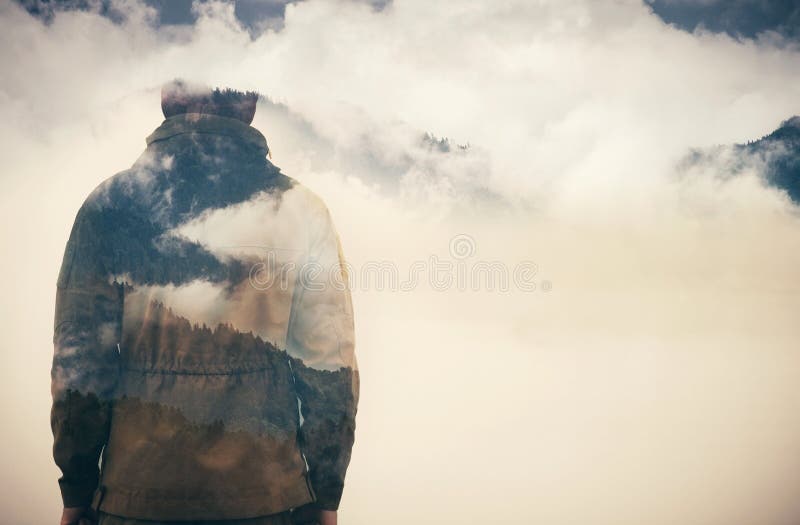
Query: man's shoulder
75,157,332,226
279,174,331,218
74,173,137,224
79,148,178,212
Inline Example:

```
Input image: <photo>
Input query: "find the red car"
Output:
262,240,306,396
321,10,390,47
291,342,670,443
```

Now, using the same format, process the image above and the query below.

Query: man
51,80,359,525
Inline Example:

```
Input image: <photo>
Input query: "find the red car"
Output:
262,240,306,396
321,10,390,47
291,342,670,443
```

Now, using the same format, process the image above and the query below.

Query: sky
2,0,800,524
16,0,800,41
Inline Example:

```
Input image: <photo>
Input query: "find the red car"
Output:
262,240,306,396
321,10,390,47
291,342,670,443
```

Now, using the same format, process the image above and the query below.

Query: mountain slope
739,116,800,203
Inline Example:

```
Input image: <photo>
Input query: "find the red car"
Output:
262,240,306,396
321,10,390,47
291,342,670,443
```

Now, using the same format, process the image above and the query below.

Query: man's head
161,79,260,124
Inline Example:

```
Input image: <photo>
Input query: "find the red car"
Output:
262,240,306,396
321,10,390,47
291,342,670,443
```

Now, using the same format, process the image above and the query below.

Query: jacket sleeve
286,202,359,511
51,203,123,508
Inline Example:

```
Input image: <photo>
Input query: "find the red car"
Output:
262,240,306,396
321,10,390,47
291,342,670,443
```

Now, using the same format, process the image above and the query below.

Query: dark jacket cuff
311,481,344,511
58,478,97,508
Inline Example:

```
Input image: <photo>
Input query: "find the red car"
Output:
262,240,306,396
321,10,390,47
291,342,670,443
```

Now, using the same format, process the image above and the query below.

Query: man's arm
286,200,359,517
51,203,123,516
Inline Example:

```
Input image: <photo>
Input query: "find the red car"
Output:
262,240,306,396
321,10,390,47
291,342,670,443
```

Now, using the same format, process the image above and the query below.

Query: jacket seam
120,365,276,376
148,129,262,149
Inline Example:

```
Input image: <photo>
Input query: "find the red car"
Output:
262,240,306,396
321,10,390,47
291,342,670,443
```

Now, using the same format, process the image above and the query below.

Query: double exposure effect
50,82,359,522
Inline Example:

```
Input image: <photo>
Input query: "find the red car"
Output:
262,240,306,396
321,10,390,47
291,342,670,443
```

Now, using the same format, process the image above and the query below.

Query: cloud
3,1,800,524
16,0,392,32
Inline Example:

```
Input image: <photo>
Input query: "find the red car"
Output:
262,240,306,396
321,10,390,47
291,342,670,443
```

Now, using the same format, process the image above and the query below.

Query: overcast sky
2,1,800,524
16,0,800,41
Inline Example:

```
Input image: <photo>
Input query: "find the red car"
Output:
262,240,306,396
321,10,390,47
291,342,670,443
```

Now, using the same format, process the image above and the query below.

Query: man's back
51,84,358,524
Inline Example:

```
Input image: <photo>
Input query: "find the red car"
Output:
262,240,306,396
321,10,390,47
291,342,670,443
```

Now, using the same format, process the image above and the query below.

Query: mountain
739,116,800,204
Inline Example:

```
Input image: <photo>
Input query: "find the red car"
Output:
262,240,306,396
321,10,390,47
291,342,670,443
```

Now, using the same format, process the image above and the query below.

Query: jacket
50,111,359,520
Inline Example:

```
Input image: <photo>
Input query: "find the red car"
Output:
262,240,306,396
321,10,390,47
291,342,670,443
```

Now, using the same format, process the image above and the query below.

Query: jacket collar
145,112,269,155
